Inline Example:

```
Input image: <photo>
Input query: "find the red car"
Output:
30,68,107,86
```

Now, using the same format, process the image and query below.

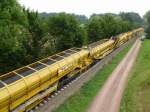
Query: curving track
88,39,141,112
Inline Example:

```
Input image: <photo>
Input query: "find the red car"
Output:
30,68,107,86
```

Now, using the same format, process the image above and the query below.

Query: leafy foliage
0,0,28,73
87,14,133,42
120,12,144,28
40,12,88,24
144,10,150,38
47,13,87,50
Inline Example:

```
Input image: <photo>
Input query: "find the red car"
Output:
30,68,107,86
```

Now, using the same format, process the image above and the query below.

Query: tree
144,10,150,38
87,16,103,43
87,13,131,43
47,13,87,50
24,10,48,60
119,12,144,28
0,0,28,73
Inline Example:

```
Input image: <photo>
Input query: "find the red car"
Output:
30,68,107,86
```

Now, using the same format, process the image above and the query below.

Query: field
53,41,134,112
120,39,150,112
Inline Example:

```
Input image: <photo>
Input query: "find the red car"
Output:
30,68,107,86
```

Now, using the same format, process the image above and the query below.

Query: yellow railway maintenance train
0,28,144,112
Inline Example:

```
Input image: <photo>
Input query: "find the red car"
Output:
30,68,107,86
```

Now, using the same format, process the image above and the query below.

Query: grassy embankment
53,40,134,112
120,39,150,112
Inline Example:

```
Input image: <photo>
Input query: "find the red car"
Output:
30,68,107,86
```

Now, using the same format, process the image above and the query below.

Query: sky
18,0,149,17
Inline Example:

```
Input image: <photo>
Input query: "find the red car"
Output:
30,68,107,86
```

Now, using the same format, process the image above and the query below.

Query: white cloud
18,0,149,17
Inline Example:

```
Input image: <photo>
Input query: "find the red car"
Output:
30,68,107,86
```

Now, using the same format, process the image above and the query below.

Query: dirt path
88,39,141,112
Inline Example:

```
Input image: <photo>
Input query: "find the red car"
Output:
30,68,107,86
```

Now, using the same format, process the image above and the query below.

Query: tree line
0,0,144,74
144,10,150,38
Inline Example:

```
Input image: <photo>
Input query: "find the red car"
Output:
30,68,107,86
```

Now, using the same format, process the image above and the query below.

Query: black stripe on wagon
0,72,21,84
0,81,4,88
41,59,55,65
16,67,35,77
30,62,46,70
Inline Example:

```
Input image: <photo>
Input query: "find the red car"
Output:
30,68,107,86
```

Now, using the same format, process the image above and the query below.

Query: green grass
120,39,150,112
53,41,134,112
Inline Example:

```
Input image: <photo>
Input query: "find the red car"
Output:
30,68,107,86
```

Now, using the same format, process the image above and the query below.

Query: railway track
88,39,141,112
32,38,136,112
